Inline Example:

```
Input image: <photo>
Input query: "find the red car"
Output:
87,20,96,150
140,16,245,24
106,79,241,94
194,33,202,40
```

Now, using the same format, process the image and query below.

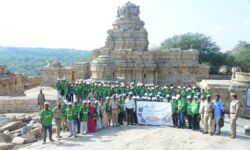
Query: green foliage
230,41,250,72
158,33,223,73
0,47,92,75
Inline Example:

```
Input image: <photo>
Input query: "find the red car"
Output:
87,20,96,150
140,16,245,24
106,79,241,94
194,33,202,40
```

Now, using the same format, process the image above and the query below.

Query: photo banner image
136,101,173,126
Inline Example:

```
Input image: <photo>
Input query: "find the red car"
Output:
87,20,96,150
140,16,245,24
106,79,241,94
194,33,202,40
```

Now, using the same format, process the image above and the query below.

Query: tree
158,33,223,73
230,41,250,72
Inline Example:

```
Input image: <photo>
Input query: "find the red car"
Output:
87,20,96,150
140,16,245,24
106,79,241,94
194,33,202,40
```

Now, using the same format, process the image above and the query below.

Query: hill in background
0,46,92,76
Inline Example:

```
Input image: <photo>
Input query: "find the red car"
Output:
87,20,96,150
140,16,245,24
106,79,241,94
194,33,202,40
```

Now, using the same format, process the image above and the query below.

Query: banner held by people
136,101,173,126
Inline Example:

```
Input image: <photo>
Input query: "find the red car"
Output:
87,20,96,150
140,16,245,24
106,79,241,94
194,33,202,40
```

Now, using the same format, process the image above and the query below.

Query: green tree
230,41,250,72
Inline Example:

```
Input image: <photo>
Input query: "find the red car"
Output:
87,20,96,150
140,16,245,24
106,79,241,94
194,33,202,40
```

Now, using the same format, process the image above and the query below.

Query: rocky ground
0,114,246,150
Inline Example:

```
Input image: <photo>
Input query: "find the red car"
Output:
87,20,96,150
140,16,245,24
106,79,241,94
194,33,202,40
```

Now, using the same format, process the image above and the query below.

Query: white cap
172,96,176,99
44,102,49,105
63,99,68,104
68,102,72,105
176,94,181,99
128,92,133,95
187,95,191,99
166,94,170,98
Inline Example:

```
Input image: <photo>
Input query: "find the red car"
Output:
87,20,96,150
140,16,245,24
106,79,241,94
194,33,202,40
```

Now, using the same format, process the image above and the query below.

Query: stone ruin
0,65,26,96
90,2,210,85
199,71,250,117
40,60,90,86
39,2,210,86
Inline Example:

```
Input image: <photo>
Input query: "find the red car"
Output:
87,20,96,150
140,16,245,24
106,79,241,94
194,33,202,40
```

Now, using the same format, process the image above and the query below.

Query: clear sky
0,0,249,52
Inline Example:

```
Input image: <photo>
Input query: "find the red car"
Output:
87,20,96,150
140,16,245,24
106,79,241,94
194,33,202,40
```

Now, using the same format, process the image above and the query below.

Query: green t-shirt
81,107,89,122
187,101,193,115
170,100,177,113
105,102,110,112
66,108,76,120
177,99,187,112
118,100,125,112
40,109,53,126
191,101,200,114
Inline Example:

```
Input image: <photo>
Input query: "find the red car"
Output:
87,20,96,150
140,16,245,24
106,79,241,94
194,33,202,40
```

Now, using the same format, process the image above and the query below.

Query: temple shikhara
41,2,210,86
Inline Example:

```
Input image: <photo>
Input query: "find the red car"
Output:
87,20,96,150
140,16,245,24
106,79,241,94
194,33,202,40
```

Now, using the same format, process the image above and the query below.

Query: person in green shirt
80,101,89,134
55,78,62,100
40,102,54,144
191,96,200,130
177,95,187,128
66,102,77,138
118,95,125,125
170,96,178,127
186,96,193,129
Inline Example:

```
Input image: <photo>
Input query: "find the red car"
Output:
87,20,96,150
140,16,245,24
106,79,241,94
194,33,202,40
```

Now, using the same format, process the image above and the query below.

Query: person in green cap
191,96,200,130
40,102,54,144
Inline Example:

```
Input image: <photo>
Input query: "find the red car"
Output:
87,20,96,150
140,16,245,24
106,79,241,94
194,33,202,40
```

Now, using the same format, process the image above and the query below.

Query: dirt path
19,118,250,150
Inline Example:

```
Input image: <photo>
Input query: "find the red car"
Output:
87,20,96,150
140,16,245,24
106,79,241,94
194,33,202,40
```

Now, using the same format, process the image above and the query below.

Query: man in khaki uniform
38,89,46,110
229,93,240,138
202,95,214,135
110,95,119,126
52,102,63,138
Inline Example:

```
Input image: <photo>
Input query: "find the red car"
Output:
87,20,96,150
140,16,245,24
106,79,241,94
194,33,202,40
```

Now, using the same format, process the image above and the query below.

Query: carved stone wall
40,61,90,86
0,65,26,96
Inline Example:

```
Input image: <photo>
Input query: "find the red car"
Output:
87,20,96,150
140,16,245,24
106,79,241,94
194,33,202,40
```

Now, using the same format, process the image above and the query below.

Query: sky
0,0,249,52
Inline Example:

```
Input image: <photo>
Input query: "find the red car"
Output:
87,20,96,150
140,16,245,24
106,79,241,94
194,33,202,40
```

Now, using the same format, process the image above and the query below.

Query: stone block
11,137,25,145
0,121,25,132
0,142,14,150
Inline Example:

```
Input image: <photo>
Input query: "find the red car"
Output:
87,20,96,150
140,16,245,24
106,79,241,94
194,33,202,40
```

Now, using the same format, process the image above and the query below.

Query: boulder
12,137,25,145
15,115,32,123
0,142,14,150
30,128,42,139
0,132,12,143
0,121,25,132
0,115,13,127
22,133,37,144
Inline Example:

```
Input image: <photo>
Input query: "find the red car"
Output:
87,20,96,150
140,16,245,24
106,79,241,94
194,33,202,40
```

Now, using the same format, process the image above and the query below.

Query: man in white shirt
125,92,135,125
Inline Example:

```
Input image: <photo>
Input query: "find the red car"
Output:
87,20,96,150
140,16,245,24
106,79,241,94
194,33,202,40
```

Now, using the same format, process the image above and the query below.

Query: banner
247,88,250,108
136,101,173,126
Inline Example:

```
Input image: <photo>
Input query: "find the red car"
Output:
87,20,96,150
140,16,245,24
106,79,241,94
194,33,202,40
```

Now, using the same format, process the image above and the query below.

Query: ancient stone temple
91,2,210,85
0,65,26,96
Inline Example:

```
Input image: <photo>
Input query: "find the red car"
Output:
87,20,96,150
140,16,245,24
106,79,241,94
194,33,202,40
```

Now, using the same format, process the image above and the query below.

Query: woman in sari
95,101,102,129
87,101,96,133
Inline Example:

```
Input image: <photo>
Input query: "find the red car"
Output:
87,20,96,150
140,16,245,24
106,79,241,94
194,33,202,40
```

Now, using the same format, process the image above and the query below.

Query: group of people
38,79,240,144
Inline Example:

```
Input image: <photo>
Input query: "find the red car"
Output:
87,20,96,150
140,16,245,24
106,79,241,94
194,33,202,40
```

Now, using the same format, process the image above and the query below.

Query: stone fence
24,76,42,89
208,74,231,80
0,98,57,113
233,72,250,82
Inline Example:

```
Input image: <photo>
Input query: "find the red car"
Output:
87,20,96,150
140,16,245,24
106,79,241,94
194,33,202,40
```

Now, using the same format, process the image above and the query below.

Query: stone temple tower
105,1,149,51
90,1,210,84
